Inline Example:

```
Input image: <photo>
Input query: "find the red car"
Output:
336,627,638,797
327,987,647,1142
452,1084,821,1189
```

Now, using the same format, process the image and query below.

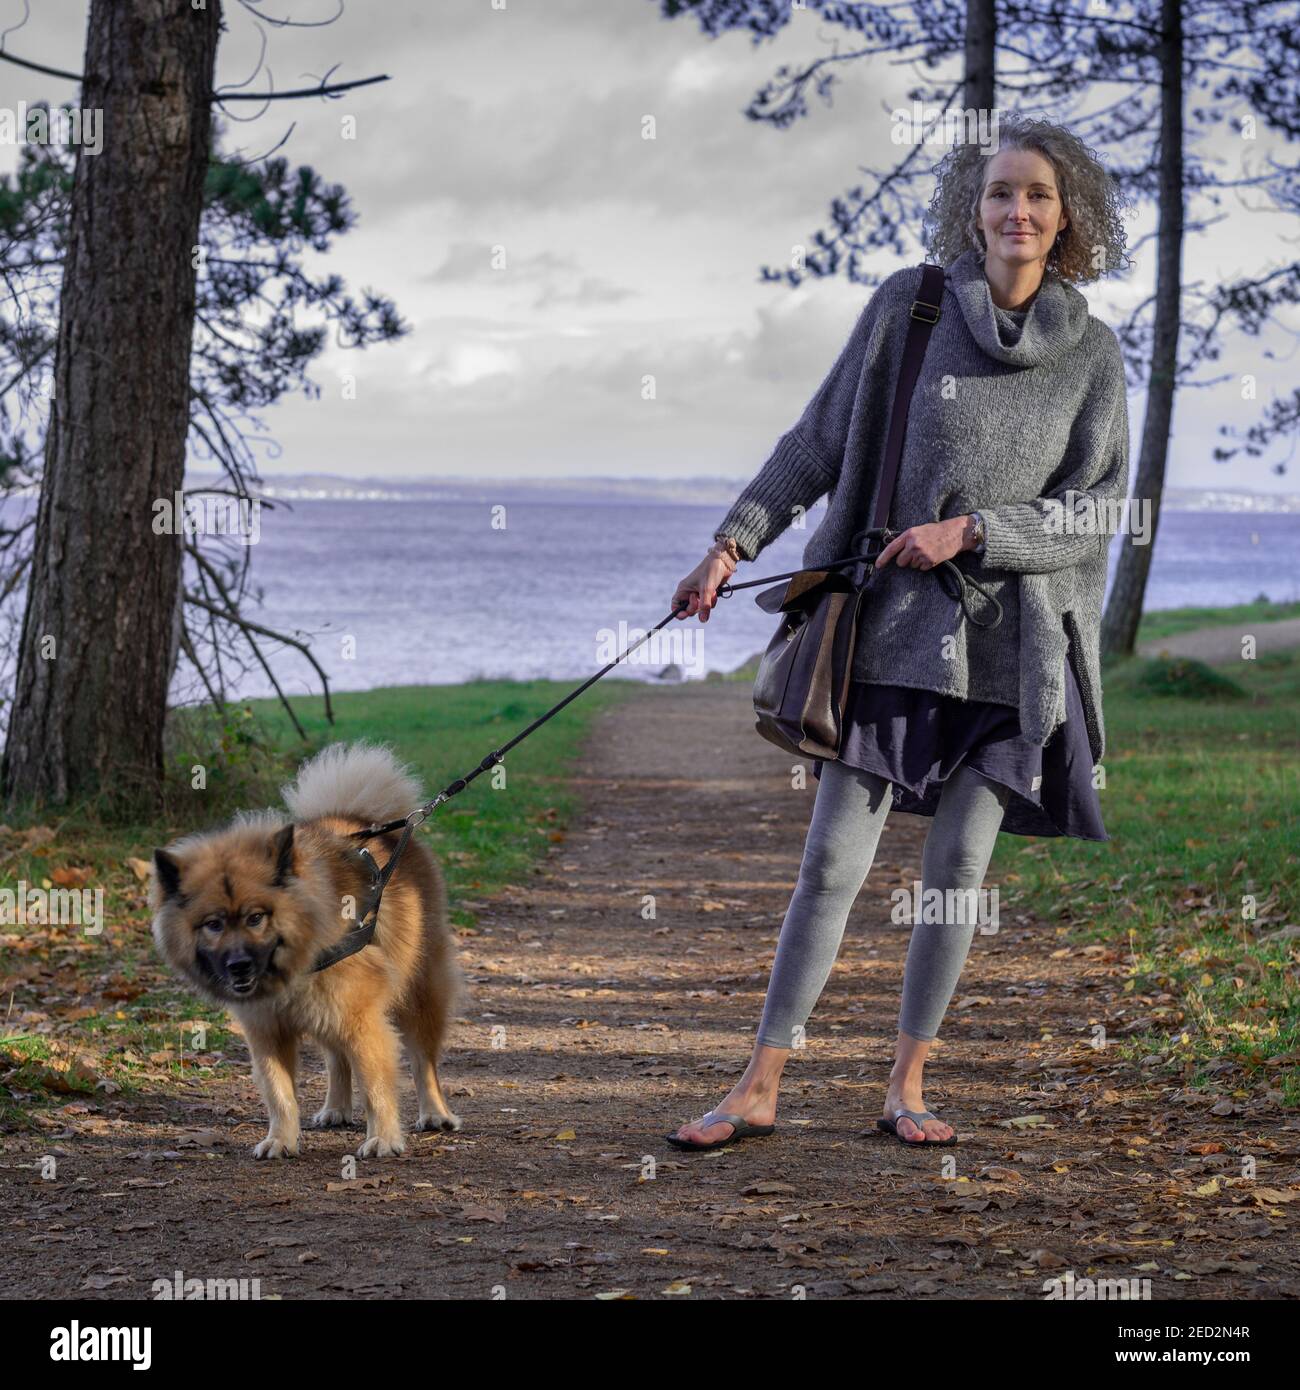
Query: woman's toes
676,1114,733,1144
890,1112,951,1142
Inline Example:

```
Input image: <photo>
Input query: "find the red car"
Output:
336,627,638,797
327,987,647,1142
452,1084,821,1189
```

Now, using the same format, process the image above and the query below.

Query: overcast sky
2,0,1296,494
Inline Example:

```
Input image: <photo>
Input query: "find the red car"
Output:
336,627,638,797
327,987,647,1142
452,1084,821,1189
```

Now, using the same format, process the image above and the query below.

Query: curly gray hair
922,114,1132,283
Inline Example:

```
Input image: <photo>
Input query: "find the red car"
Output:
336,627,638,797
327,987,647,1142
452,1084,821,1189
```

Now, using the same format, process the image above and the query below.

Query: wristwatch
966,511,986,554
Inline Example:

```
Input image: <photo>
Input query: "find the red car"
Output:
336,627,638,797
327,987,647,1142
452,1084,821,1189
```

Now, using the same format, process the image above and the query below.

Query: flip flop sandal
876,1106,958,1146
665,1110,775,1152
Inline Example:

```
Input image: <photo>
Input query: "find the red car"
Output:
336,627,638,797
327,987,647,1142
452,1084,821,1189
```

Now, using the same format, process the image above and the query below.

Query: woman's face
975,148,1069,273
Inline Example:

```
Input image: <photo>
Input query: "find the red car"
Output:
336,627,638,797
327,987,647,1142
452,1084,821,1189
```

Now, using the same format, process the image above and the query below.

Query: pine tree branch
0,49,388,101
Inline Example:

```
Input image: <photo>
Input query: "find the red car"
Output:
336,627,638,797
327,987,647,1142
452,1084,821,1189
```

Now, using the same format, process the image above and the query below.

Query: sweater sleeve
714,288,888,562
978,339,1130,574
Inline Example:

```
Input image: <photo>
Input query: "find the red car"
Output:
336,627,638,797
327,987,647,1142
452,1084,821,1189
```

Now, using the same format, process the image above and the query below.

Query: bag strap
869,262,946,530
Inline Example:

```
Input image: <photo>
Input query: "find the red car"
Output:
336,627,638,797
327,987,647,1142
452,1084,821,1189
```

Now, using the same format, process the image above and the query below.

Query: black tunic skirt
811,636,1108,841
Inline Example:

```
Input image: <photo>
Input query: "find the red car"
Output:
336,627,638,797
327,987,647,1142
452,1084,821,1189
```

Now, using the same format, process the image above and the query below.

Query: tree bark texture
4,0,222,807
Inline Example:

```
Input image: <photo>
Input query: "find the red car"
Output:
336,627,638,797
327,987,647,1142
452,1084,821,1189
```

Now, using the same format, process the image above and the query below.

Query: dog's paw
356,1133,406,1159
252,1135,299,1160
309,1107,353,1129
415,1111,462,1133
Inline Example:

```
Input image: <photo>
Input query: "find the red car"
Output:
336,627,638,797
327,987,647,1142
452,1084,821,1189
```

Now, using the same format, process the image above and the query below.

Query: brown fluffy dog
150,742,461,1159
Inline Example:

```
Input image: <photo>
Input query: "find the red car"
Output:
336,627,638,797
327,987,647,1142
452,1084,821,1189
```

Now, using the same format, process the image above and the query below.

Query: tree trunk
3,0,222,810
964,0,996,113
1100,0,1184,658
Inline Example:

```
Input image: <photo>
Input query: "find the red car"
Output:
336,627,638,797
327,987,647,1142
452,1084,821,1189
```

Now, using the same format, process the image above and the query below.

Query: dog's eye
246,911,265,928
200,916,223,934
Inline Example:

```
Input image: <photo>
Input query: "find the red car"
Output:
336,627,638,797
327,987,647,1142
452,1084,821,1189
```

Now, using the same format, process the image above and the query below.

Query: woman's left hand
874,518,967,571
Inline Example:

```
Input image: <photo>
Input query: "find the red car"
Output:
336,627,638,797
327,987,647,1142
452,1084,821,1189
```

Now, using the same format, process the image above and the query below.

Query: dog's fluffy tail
282,741,423,826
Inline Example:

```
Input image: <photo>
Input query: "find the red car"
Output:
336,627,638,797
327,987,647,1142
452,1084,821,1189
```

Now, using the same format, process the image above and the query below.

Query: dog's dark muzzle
213,945,276,996
224,957,258,993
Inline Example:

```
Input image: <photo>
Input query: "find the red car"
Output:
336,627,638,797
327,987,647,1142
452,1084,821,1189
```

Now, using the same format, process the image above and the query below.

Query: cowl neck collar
945,248,1088,367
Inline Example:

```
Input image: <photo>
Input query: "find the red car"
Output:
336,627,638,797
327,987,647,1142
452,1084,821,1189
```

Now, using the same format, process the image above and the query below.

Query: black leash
309,528,1001,972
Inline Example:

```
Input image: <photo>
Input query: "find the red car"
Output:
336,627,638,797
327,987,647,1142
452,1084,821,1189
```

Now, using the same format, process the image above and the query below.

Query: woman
667,115,1132,1150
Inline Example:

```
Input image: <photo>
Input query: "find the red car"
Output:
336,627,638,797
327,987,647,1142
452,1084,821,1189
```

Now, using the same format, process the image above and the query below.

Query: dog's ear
270,823,296,886
152,849,183,900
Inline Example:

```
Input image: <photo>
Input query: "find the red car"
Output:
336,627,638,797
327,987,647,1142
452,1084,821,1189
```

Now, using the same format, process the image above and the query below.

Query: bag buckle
910,297,940,324
851,526,894,563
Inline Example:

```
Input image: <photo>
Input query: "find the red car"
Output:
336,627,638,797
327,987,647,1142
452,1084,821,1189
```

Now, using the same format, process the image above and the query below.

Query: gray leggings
756,759,1010,1047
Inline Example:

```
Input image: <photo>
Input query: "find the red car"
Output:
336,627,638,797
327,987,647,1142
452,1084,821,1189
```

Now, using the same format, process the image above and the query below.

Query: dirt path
2,682,1295,1300
1137,616,1300,664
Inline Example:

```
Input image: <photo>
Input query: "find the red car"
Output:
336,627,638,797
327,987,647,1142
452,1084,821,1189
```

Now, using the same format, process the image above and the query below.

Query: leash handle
935,560,1003,628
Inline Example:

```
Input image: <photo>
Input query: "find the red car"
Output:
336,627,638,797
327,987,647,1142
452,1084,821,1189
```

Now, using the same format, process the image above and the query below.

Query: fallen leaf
50,865,94,888
176,1130,222,1149
456,1204,506,1223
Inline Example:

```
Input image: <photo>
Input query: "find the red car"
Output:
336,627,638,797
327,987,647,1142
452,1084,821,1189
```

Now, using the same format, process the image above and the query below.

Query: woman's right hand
672,543,738,622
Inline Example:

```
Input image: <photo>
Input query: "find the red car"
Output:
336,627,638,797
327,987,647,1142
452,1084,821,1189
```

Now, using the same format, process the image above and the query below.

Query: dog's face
150,821,323,1006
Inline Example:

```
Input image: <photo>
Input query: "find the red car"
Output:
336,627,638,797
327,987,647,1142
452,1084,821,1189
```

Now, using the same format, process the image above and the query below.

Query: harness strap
309,821,416,974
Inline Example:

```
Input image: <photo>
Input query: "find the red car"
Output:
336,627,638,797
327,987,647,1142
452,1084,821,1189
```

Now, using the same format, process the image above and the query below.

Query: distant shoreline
175,475,1300,514
3,475,1295,512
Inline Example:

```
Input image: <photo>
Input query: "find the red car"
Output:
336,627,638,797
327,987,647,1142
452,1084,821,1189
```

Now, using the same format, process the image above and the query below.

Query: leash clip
406,795,442,831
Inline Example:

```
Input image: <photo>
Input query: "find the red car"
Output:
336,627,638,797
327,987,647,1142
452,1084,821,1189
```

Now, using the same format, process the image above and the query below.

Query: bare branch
0,49,388,102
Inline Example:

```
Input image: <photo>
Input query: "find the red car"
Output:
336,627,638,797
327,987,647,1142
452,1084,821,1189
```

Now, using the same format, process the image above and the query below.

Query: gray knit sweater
716,249,1130,763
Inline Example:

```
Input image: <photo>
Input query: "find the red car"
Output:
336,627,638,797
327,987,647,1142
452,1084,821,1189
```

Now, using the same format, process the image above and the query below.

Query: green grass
989,641,1299,1101
1130,655,1249,700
